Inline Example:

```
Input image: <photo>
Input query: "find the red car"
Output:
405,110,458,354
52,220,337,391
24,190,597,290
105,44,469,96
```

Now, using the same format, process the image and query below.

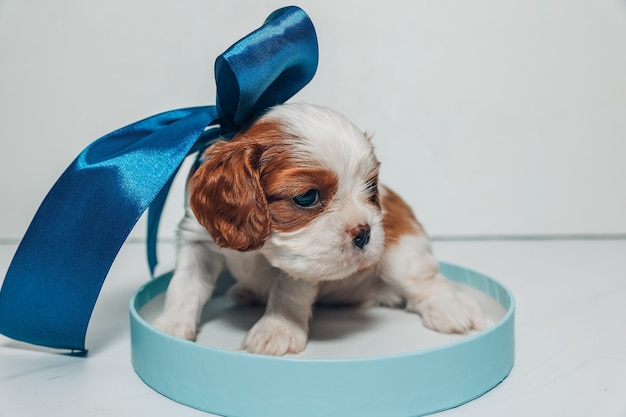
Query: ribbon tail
147,127,223,277
147,173,176,278
0,106,218,351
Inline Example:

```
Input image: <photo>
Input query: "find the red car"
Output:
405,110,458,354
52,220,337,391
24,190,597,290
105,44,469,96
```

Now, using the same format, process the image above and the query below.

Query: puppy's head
190,103,384,281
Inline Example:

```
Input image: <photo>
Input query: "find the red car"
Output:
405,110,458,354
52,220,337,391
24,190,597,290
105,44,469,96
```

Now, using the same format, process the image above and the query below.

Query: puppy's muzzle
351,224,371,250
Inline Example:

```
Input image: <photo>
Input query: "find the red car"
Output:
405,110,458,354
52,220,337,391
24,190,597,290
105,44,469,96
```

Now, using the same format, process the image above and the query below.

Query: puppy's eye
293,189,320,208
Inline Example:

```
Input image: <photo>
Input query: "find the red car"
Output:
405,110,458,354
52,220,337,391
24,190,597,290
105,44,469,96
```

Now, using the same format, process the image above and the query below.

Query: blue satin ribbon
0,6,318,351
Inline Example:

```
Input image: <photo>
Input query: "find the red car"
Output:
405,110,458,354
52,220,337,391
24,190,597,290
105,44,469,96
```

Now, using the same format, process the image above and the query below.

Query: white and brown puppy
153,103,485,355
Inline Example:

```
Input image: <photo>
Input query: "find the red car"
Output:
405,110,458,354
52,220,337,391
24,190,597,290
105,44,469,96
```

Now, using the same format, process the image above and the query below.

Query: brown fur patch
189,119,287,251
380,186,424,246
190,139,269,251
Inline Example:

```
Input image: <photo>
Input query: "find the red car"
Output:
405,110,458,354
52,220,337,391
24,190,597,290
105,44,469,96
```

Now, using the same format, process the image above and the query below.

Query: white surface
1,239,625,416
1,0,626,240
140,282,505,359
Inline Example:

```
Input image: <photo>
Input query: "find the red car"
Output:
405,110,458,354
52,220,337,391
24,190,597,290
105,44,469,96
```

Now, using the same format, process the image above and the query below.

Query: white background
1,0,625,242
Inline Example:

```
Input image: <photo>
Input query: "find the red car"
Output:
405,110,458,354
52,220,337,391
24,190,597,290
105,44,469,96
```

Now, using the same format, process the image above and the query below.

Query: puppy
153,103,485,355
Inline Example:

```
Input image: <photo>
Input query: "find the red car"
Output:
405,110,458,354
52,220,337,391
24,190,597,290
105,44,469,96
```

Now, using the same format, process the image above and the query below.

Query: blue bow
0,6,318,352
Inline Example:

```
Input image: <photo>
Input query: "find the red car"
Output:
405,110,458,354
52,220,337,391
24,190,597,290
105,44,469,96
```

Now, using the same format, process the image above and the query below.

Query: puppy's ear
189,139,270,251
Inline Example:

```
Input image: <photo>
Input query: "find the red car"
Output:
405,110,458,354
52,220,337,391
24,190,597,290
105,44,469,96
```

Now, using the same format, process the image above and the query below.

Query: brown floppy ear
189,139,270,251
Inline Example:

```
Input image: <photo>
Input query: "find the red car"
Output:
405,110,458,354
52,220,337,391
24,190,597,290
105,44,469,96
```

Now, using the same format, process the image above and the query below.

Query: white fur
153,103,486,356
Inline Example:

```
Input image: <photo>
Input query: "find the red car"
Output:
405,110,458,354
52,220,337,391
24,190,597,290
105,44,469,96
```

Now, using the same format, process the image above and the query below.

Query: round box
130,262,515,417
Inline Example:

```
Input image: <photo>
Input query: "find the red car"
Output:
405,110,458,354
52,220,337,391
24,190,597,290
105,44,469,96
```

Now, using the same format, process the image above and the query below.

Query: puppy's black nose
351,224,371,250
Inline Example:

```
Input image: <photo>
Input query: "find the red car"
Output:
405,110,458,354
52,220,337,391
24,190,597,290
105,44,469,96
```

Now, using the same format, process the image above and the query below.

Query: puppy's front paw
241,316,308,356
152,313,197,341
409,291,486,334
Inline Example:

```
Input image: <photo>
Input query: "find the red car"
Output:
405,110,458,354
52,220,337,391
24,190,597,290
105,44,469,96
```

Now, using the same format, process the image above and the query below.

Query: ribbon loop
215,6,318,131
0,6,318,351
